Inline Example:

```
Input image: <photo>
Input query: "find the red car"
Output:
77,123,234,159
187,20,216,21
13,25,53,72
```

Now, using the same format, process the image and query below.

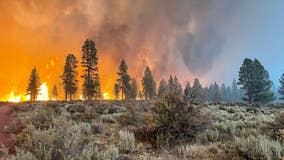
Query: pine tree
51,85,58,101
207,84,215,101
168,75,182,97
168,75,174,95
203,87,210,101
238,58,275,103
113,83,120,100
81,39,100,100
61,54,78,101
130,78,138,99
212,82,221,102
173,76,183,96
116,59,131,100
279,73,284,100
226,86,232,102
220,83,227,101
157,79,169,98
232,79,240,102
142,66,156,99
26,67,40,101
191,78,204,103
184,81,192,101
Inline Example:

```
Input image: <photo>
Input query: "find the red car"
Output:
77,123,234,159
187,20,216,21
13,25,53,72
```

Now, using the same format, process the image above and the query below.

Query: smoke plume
8,0,241,78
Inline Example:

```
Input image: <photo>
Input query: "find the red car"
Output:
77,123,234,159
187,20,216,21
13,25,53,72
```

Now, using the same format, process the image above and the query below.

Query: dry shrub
233,135,283,160
135,96,212,148
118,105,144,127
91,121,104,135
98,145,119,160
118,130,136,153
271,112,284,130
264,112,284,141
176,144,221,160
23,107,59,130
66,103,85,113
4,120,23,134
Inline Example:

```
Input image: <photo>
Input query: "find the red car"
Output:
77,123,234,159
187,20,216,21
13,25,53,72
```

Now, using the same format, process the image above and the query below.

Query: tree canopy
238,58,275,103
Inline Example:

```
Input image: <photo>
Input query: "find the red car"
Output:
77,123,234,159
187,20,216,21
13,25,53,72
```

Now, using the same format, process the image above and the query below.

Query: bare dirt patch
0,104,15,154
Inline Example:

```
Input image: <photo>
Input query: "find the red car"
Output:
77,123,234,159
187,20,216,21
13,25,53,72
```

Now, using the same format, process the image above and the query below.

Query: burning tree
26,67,40,101
81,39,101,100
61,54,78,101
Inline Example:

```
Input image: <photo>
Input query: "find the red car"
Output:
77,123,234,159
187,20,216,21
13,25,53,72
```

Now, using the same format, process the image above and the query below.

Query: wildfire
37,82,49,101
79,94,84,100
8,91,21,102
102,92,110,100
5,83,114,102
6,82,49,102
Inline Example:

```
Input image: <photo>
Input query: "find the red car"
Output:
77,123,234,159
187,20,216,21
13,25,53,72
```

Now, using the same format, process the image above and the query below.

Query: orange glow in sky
0,1,120,100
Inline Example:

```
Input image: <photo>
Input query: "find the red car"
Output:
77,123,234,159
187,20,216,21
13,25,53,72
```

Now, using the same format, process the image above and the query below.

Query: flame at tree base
102,92,110,100
37,83,49,101
5,83,115,102
8,91,21,103
7,82,49,102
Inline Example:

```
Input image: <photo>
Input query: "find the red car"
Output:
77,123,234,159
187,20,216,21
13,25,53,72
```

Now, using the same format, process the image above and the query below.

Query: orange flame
8,91,21,102
102,91,110,100
6,82,49,102
37,82,49,101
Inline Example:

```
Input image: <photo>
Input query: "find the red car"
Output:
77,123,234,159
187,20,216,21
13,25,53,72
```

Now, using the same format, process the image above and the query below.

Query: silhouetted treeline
156,77,242,103
26,39,284,104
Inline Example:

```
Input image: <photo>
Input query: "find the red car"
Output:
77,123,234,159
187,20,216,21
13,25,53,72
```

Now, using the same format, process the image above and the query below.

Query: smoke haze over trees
1,1,284,99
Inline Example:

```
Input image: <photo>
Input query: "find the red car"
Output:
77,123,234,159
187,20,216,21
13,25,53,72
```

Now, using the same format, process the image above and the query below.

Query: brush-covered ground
2,100,284,160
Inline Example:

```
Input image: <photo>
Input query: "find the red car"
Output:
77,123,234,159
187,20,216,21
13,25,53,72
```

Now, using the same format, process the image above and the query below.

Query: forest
0,39,284,160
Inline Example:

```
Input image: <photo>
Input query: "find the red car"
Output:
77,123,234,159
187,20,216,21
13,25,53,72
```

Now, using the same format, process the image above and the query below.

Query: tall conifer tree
116,59,131,99
191,78,204,103
26,67,40,101
158,79,169,98
81,39,100,100
238,58,275,103
142,66,156,99
61,54,78,100
279,73,284,100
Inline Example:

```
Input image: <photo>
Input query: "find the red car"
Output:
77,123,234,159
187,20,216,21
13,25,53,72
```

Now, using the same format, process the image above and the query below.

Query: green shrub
80,143,99,160
66,103,85,113
118,130,136,153
118,105,144,127
11,148,36,160
233,135,282,160
207,129,220,142
16,112,95,160
98,146,119,160
22,107,59,129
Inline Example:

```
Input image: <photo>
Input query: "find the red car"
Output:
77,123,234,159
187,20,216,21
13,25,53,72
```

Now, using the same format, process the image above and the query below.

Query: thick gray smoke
87,0,240,77
11,0,241,77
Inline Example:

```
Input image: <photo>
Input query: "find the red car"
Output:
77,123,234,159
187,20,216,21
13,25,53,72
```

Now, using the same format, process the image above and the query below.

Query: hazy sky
0,0,284,99
208,0,284,88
